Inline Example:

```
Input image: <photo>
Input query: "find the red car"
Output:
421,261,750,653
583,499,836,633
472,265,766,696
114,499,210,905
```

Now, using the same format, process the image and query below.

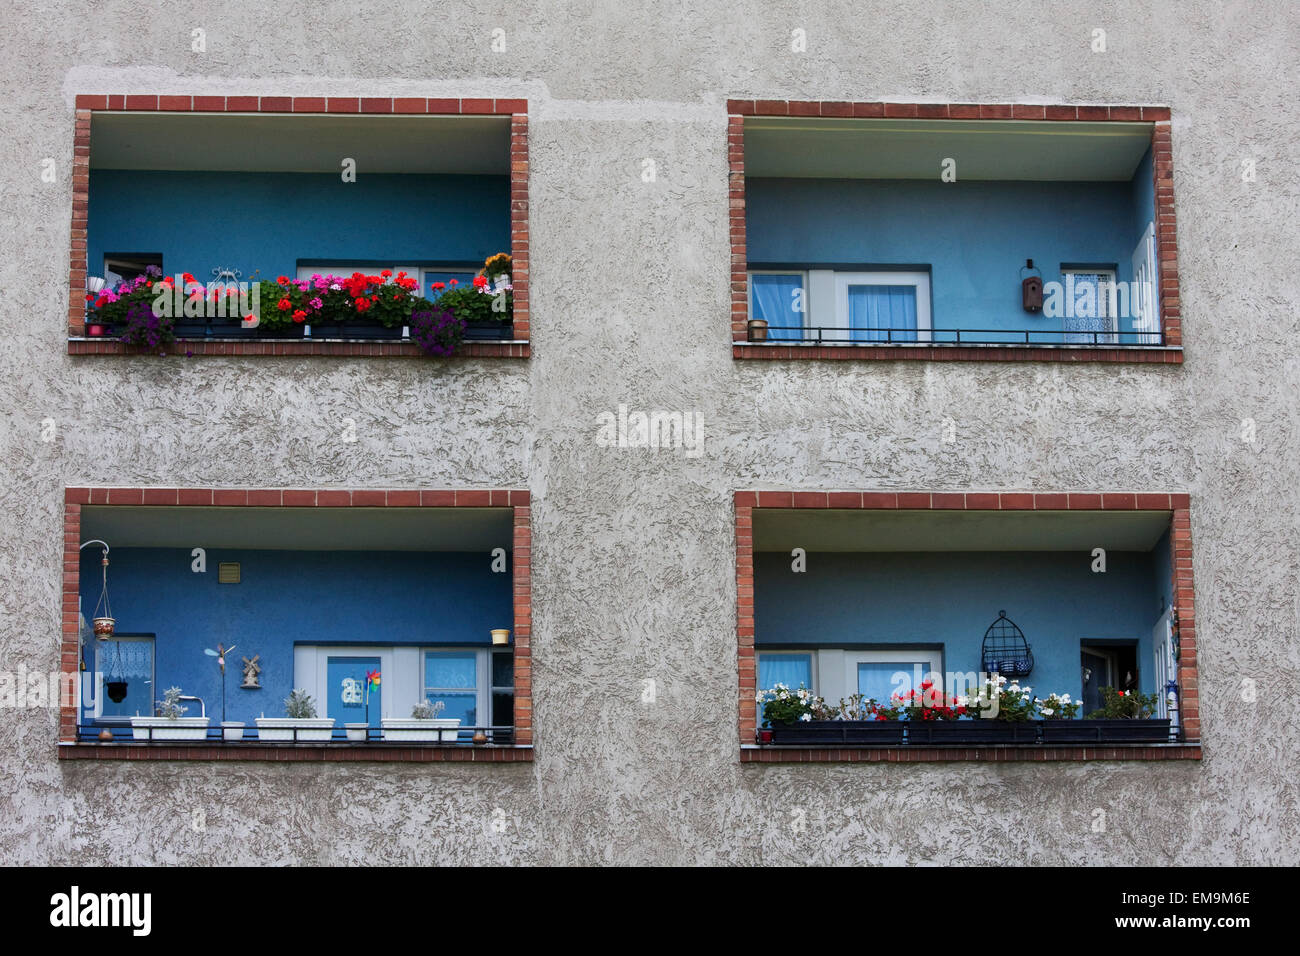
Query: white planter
381,718,461,742
255,717,335,742
344,722,369,742
221,721,246,742
131,717,211,741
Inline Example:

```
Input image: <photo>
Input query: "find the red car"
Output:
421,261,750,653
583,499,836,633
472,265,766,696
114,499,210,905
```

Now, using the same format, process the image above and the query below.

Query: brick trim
727,101,1181,359
67,97,529,345
62,487,533,749
68,339,530,359
734,490,1200,756
741,744,1201,763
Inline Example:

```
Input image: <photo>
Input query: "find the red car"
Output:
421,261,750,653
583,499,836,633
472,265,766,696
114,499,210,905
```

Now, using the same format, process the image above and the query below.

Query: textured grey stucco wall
0,0,1297,865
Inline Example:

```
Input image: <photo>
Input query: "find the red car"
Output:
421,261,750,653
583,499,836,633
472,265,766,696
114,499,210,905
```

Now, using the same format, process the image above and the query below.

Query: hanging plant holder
106,680,129,703
90,547,114,640
980,610,1034,678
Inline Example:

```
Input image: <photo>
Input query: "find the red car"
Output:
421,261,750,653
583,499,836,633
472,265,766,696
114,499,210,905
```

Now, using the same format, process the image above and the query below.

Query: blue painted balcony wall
746,161,1156,339
753,549,1168,700
87,170,510,280
79,547,512,725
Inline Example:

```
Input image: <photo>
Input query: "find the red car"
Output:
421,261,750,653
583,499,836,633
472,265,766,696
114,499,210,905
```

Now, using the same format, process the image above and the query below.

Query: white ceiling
753,509,1170,552
744,118,1153,181
82,506,514,552
90,112,511,173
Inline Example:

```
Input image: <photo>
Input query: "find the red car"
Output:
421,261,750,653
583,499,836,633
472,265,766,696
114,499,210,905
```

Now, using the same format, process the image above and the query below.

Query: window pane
750,274,804,341
1063,273,1117,343
426,691,476,727
424,651,477,690
95,637,153,719
857,661,924,703
425,271,477,299
847,285,917,342
491,651,513,689
492,692,514,727
758,653,813,692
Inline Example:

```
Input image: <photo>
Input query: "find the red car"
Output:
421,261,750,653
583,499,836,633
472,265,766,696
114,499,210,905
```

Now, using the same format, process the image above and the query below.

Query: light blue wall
80,548,512,724
88,170,510,281
747,174,1153,337
754,550,1164,701
1130,146,1155,248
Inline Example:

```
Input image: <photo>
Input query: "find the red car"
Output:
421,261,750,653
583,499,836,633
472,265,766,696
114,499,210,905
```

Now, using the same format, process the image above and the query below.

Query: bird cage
980,610,1033,678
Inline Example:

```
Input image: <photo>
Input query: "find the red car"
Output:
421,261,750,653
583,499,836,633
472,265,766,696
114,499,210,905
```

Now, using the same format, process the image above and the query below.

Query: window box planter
905,721,1039,745
769,720,906,745
381,718,461,743
344,722,369,742
463,320,513,341
311,322,404,341
254,717,335,741
221,721,246,741
130,716,211,741
173,318,259,339
1040,718,1172,743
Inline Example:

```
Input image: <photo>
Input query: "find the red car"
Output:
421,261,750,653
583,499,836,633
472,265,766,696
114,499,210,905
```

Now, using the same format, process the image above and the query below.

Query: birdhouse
1022,275,1043,312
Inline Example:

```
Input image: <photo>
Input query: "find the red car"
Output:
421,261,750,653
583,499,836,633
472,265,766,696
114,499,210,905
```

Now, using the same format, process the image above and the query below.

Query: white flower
799,712,812,722
1061,694,1072,702
1041,707,1055,716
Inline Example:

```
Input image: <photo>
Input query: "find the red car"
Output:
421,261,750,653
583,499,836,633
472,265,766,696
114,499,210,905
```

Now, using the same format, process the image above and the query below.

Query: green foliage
434,285,512,324
284,688,317,719
1085,686,1159,719
756,683,819,726
411,699,446,720
1038,692,1081,719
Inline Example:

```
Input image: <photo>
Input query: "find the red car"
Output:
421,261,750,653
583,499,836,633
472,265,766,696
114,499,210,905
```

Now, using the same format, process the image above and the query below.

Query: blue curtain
847,285,917,342
757,653,813,692
750,274,804,340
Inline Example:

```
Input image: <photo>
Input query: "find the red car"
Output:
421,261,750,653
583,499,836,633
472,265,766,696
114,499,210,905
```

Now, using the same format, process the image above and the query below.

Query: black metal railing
749,326,1167,347
79,723,516,746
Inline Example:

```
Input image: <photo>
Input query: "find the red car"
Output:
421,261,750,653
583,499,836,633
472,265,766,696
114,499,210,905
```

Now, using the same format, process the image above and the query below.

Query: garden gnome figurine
241,654,261,689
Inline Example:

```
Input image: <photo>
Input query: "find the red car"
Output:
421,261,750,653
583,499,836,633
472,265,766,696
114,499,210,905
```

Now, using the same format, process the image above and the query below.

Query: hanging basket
106,680,129,703
92,616,116,640
980,610,1033,677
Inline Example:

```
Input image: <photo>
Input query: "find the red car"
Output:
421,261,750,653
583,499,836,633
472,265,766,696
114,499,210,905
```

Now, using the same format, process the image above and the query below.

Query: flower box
905,720,1039,745
254,717,335,742
1040,719,1172,744
173,317,260,339
310,321,403,341
381,718,461,743
130,716,211,741
463,320,513,341
769,720,906,746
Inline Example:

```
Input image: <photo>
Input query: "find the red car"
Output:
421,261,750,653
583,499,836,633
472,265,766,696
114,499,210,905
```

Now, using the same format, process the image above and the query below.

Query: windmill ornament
204,643,236,724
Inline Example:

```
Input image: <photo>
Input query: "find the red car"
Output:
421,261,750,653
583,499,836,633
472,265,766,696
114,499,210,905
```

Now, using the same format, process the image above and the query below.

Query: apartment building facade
1,2,1296,864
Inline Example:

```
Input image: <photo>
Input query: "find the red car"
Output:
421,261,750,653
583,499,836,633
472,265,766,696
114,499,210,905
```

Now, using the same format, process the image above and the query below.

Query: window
845,649,944,703
424,650,480,729
103,254,162,286
757,651,814,693
748,272,806,341
92,633,154,723
835,271,931,343
1062,267,1118,344
748,269,931,342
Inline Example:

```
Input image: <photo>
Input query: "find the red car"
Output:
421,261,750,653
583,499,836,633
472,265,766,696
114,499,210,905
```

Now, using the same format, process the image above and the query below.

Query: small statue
240,654,261,689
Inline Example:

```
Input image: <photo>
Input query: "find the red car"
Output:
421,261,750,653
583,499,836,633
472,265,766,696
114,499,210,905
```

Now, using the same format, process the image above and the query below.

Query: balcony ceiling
744,118,1153,181
753,509,1170,552
89,112,511,174
82,506,514,552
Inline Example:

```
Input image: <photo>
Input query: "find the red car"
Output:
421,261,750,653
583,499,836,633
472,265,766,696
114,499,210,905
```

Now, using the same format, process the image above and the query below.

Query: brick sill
733,343,1182,364
68,338,530,358
741,743,1202,763
58,742,534,762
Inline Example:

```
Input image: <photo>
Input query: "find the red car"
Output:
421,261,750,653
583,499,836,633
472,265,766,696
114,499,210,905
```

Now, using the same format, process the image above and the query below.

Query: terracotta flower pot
748,319,769,342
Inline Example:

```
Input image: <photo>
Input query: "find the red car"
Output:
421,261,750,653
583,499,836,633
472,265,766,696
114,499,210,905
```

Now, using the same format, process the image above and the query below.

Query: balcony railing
78,723,516,745
749,326,1168,347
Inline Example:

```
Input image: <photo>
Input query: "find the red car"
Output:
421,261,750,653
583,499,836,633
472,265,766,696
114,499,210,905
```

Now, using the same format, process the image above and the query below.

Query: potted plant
1042,686,1171,743
255,689,335,741
381,700,461,743
130,686,211,741
747,318,769,342
759,686,907,745
432,254,514,340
